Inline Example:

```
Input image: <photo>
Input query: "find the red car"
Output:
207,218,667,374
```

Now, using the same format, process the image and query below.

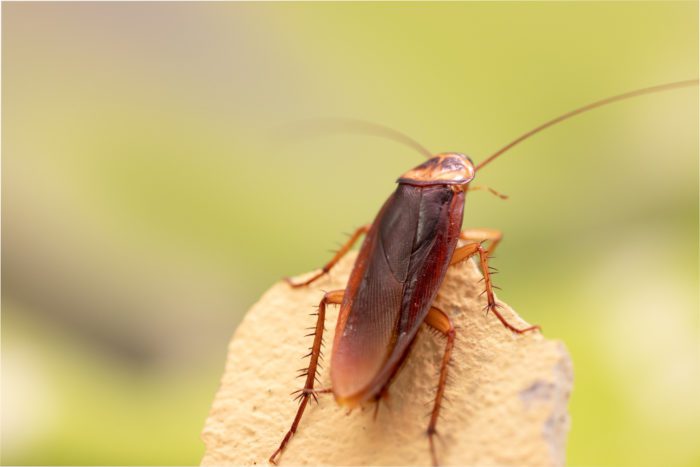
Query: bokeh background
2,2,698,466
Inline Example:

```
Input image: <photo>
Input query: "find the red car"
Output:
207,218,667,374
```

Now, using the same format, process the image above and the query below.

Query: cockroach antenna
283,117,433,158
288,80,697,169
476,79,699,171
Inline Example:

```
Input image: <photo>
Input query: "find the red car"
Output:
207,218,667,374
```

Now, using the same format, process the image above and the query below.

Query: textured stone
201,252,573,466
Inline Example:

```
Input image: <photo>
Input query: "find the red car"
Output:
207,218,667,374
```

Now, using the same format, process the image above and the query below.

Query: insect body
271,152,516,466
332,153,477,408
269,80,698,466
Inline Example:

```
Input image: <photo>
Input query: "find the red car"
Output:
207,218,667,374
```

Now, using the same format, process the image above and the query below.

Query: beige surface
201,252,573,466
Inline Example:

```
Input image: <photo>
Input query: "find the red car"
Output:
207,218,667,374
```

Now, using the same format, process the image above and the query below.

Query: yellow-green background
2,2,698,466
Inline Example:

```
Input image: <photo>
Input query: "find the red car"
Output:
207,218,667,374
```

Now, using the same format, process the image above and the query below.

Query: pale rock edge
201,252,573,466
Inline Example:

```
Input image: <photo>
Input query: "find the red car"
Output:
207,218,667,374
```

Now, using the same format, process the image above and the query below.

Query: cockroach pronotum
269,79,698,466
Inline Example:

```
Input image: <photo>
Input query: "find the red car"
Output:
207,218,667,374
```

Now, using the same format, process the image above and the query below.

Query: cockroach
269,79,698,466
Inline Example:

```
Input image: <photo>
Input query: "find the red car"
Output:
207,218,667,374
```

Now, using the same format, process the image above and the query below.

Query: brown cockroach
270,79,698,466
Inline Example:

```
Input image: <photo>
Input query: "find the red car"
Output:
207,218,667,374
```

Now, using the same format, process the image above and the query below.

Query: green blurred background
2,2,698,466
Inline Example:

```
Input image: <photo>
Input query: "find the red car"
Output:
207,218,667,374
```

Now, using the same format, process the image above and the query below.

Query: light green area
3,307,215,465
2,2,698,466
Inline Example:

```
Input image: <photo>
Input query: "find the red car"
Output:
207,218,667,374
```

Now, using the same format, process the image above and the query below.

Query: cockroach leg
372,385,391,420
450,237,540,334
290,387,333,403
423,306,456,467
285,225,370,287
449,242,480,267
466,185,509,200
475,249,540,334
270,290,344,465
459,227,503,256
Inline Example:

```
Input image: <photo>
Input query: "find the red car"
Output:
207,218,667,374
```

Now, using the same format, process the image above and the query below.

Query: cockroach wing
331,184,464,407
330,186,418,403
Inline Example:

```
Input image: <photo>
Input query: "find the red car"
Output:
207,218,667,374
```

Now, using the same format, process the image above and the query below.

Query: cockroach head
397,152,476,186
